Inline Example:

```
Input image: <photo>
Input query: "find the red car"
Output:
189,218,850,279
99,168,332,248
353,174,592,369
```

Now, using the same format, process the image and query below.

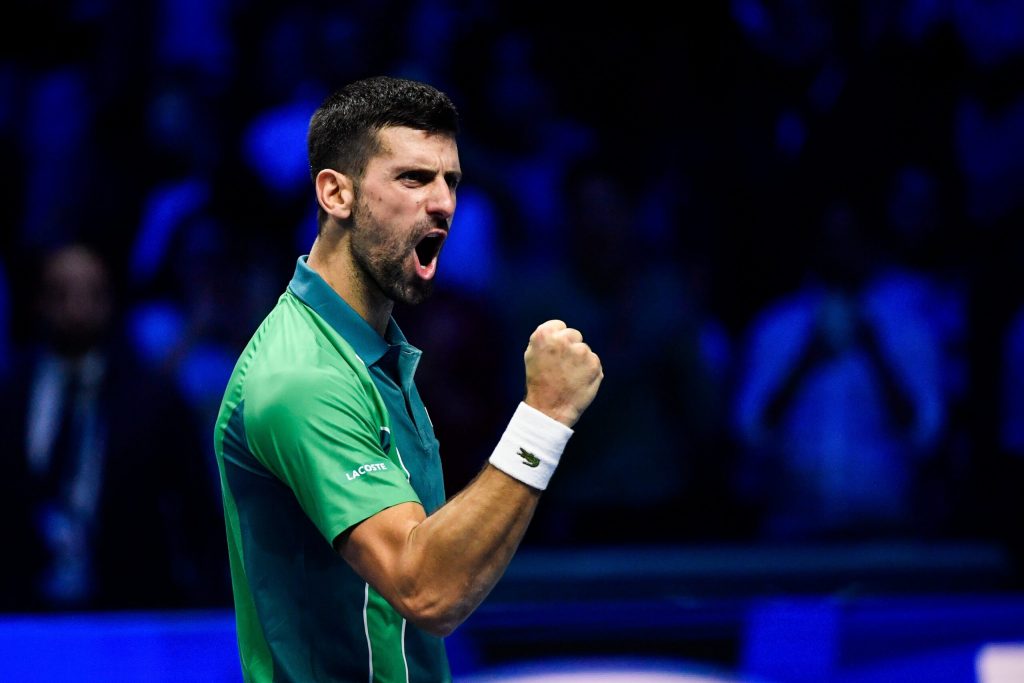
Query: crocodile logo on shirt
517,447,540,468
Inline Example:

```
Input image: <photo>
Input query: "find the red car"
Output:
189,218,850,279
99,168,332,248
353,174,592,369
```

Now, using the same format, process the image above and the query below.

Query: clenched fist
523,320,603,428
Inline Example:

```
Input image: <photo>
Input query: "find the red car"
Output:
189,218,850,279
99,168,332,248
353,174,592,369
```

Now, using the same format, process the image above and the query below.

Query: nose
425,178,456,225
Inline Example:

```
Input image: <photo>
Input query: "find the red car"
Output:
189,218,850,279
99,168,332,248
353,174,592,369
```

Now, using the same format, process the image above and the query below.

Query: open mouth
415,231,446,267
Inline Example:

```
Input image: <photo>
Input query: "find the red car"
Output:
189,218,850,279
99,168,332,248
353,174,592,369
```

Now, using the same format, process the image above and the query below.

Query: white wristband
488,402,574,491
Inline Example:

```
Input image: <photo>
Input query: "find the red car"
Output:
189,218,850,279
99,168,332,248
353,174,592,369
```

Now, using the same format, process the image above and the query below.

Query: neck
308,234,393,337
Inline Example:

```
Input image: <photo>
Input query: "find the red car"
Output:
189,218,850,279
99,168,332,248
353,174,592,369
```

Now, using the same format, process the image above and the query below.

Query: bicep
334,501,427,600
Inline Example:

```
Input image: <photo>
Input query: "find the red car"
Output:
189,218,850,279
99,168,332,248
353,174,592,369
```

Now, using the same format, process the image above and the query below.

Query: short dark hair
307,75,460,184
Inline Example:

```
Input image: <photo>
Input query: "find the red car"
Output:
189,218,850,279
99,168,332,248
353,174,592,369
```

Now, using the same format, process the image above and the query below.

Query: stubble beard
349,200,434,307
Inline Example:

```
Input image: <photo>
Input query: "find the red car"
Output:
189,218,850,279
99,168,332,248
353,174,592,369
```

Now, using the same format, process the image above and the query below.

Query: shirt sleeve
243,362,421,545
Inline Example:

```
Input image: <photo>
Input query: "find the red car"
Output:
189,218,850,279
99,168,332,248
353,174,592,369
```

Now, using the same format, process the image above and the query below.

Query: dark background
2,1,1024,679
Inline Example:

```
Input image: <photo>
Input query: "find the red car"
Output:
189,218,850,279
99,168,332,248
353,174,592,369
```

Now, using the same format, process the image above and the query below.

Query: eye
399,170,432,185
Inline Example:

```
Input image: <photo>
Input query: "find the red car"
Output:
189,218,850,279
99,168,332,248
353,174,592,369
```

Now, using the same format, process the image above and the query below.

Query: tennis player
213,75,603,682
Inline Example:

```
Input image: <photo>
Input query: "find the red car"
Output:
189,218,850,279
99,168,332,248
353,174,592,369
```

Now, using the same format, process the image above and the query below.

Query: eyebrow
395,164,463,184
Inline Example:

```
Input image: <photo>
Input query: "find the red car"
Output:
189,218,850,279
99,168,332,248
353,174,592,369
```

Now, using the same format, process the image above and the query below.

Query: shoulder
224,291,381,429
243,344,378,438
247,361,365,415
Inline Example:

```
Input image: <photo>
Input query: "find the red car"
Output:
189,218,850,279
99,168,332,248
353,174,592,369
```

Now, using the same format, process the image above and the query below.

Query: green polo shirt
213,255,450,682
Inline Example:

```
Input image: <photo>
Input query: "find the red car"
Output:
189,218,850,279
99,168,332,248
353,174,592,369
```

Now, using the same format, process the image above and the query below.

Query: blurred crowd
2,0,1024,612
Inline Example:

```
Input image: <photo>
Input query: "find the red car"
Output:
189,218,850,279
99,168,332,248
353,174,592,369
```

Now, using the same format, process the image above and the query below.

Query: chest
369,367,445,513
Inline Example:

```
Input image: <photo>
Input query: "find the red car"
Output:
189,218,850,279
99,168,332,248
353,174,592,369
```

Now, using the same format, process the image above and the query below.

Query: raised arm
335,320,603,636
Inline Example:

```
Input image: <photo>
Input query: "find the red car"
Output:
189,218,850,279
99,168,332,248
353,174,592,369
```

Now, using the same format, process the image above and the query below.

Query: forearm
397,464,540,635
394,397,574,634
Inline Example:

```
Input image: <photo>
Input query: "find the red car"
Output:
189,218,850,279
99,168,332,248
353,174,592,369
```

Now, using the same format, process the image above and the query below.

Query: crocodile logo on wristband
517,447,540,468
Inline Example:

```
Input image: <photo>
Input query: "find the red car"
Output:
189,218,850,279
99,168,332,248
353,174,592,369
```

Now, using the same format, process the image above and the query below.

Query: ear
315,169,355,221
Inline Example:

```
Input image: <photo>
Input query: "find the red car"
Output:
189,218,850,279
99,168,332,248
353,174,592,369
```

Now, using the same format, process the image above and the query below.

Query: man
733,201,945,540
0,243,225,611
213,76,603,682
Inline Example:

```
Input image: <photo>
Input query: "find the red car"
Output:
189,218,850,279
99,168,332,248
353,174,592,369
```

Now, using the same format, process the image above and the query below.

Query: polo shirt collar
287,255,411,368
